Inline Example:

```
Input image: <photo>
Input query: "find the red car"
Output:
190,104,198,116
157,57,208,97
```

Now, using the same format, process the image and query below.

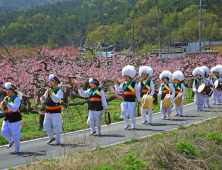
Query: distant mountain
0,0,221,48
0,0,68,15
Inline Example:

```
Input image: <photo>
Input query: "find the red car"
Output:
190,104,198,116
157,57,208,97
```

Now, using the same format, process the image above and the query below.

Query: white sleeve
181,83,186,95
78,88,90,98
40,91,47,104
203,78,208,85
219,77,222,82
7,97,21,112
193,81,197,92
114,83,124,93
137,81,142,92
158,83,163,95
50,89,63,103
134,83,140,102
169,83,175,98
150,80,155,96
100,90,108,110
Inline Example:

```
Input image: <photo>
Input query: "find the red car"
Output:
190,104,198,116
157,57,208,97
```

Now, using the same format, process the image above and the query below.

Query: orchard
0,46,221,131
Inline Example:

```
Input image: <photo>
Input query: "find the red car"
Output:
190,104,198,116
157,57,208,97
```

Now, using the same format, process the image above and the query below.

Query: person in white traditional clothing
216,65,222,103
77,78,108,136
41,74,63,145
201,66,211,108
172,71,186,116
192,67,208,111
1,82,22,153
211,66,222,105
138,66,155,124
158,71,175,119
114,65,140,129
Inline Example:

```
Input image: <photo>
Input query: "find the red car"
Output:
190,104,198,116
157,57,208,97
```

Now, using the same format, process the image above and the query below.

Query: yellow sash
143,81,151,90
125,81,135,92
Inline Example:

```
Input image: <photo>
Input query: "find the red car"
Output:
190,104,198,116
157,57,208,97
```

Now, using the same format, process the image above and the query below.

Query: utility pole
101,15,106,56
132,25,135,58
196,0,207,55
157,1,161,56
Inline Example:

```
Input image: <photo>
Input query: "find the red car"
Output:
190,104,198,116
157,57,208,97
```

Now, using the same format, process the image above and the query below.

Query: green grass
0,88,194,145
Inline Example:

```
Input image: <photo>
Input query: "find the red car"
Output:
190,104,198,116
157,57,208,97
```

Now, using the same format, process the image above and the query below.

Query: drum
141,94,153,109
162,94,174,108
214,80,222,91
198,83,213,97
174,92,183,106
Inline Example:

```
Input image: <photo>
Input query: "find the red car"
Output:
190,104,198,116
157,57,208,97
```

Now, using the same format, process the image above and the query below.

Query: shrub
206,131,222,143
176,140,198,156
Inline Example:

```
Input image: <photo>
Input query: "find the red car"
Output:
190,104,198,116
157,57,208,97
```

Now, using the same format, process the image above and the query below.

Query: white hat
139,66,153,78
49,74,60,84
211,66,221,74
201,66,209,74
172,71,184,81
5,82,17,90
89,78,99,85
192,67,204,76
215,65,222,75
122,65,136,79
159,70,173,81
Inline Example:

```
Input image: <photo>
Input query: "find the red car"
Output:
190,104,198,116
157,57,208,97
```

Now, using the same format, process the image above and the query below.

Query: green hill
0,0,221,48
0,0,66,15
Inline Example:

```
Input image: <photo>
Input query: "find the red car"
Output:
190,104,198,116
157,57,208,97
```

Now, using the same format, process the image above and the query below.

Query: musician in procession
192,67,208,111
172,71,186,116
1,83,22,153
77,78,108,136
216,65,222,103
138,66,155,124
114,65,140,129
211,66,222,105
201,66,211,108
40,74,63,145
158,71,175,120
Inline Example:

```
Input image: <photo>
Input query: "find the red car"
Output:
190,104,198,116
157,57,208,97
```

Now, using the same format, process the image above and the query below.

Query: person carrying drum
172,71,186,116
138,66,155,124
201,66,211,108
158,71,175,120
114,65,140,130
211,66,222,105
192,67,208,111
77,78,108,136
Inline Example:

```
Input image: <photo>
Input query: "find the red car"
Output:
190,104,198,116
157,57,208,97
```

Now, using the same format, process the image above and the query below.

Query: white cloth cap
192,67,204,76
172,71,184,81
159,70,173,81
89,78,99,84
122,65,136,78
201,66,209,74
139,66,153,77
211,66,221,74
5,82,17,90
49,74,60,84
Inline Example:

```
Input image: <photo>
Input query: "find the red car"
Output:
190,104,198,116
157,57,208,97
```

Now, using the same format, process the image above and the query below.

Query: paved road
0,101,221,169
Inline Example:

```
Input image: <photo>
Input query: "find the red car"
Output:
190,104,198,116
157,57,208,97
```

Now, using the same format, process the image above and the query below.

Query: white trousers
160,100,172,118
120,102,136,128
43,113,62,143
87,110,103,133
194,92,204,110
1,120,21,151
203,97,210,107
174,104,183,115
212,89,220,104
141,108,153,123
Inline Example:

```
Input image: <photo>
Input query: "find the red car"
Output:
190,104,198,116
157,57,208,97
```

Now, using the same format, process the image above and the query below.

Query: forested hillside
0,0,66,15
0,0,221,48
